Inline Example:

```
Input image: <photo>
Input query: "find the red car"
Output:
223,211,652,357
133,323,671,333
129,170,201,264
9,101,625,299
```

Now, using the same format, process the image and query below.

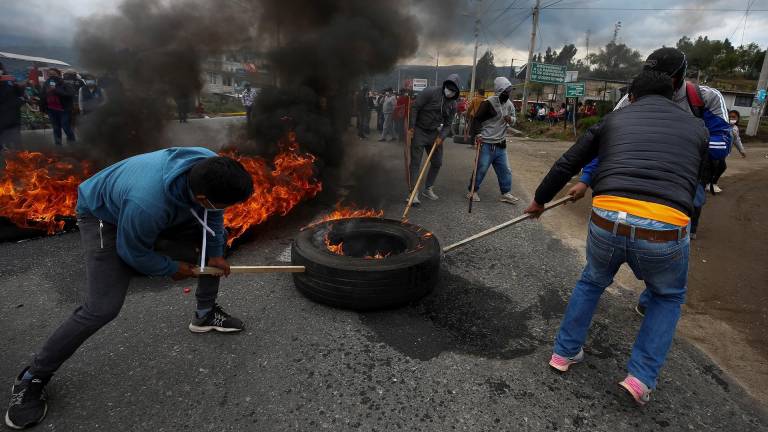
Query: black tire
291,218,441,311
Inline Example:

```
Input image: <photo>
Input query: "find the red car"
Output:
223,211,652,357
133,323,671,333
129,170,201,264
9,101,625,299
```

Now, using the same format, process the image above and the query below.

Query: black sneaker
188,304,244,333
634,304,646,317
5,368,49,430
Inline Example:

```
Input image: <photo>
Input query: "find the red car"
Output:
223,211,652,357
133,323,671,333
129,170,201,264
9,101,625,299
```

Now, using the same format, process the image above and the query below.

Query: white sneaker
499,192,520,204
465,192,480,202
712,184,723,193
405,193,421,206
422,187,439,201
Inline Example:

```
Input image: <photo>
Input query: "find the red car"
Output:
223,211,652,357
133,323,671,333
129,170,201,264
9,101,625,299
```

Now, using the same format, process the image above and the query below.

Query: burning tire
291,218,440,311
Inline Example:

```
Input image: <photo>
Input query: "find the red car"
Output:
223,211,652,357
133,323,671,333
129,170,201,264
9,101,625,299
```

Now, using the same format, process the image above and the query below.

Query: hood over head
494,77,512,95
442,74,461,99
161,147,218,207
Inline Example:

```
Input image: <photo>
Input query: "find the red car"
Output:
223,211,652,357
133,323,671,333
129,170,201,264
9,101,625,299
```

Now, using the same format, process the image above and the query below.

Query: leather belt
590,211,687,242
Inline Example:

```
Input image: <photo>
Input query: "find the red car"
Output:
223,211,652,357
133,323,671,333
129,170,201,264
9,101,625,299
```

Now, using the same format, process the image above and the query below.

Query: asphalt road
1,125,766,431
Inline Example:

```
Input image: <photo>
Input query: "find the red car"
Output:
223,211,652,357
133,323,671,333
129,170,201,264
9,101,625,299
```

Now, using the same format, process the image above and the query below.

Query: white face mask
444,88,456,98
729,119,738,125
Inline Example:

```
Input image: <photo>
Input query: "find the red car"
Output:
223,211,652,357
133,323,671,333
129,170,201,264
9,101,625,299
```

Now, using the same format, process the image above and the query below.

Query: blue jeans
47,109,75,145
554,212,689,389
468,143,512,194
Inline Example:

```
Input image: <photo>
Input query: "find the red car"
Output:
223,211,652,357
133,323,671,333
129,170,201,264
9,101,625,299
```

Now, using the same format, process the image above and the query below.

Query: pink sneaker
619,375,652,406
548,349,584,372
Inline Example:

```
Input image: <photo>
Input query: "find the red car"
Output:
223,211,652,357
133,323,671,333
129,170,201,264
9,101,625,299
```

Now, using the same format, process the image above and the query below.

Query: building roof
0,52,70,66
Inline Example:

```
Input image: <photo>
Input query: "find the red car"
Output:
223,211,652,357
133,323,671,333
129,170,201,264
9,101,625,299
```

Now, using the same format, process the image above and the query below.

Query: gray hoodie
409,74,461,140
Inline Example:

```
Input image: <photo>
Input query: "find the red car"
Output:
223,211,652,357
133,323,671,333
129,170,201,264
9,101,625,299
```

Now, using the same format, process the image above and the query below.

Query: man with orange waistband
524,71,708,406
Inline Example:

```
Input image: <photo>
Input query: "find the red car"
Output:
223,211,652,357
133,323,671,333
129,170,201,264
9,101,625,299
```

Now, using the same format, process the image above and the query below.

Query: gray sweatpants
408,127,443,190
29,214,220,377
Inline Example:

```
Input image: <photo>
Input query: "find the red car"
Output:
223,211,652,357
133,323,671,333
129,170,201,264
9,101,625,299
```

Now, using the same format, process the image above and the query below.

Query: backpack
686,82,731,160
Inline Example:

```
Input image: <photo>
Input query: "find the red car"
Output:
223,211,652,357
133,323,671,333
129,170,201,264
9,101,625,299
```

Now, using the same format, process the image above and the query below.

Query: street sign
565,82,586,98
412,78,428,92
530,62,566,84
565,71,579,83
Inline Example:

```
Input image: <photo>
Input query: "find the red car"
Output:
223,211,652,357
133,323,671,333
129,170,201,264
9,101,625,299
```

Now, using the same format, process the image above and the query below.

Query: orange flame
307,202,384,228
223,132,322,244
0,133,321,242
0,151,92,233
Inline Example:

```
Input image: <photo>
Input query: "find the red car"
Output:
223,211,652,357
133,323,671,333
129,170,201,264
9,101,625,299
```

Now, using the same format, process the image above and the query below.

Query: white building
720,90,755,118
201,53,271,95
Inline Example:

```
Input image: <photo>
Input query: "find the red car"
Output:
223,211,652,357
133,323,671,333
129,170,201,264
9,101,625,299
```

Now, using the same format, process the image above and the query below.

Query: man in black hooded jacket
407,74,461,204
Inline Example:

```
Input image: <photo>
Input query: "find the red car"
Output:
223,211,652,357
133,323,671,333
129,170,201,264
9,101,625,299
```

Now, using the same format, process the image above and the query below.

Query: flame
307,202,384,228
0,132,321,243
0,151,92,233
323,231,344,255
223,132,322,244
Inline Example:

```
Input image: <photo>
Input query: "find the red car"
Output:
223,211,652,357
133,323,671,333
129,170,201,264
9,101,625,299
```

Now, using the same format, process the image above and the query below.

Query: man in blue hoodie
5,147,254,430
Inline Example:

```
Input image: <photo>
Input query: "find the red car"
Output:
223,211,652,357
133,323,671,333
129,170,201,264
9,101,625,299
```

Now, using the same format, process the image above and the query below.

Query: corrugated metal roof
0,52,70,66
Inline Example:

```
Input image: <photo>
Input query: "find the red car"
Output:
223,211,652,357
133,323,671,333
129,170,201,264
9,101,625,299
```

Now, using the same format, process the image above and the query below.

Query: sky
2,0,767,67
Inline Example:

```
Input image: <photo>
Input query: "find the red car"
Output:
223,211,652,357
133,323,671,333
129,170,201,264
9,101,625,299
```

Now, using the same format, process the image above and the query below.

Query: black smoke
73,0,455,169
74,0,250,163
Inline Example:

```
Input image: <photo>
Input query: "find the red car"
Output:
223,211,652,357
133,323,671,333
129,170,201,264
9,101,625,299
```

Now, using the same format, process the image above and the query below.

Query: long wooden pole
468,141,482,213
402,138,440,221
442,195,574,254
193,265,305,276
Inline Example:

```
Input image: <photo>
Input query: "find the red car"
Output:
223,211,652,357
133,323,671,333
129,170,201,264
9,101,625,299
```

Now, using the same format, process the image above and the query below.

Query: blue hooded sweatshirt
76,147,226,277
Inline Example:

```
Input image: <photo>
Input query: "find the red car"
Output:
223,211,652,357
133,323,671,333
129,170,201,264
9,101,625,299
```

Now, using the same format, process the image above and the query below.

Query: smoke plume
74,0,454,170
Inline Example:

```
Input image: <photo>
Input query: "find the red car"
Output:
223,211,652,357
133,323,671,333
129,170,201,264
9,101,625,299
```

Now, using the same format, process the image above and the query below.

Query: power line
486,6,768,12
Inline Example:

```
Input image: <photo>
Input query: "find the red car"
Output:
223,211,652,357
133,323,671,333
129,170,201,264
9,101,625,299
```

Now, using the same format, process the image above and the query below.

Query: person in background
175,94,193,124
407,74,461,204
557,103,567,121
379,88,397,142
465,88,485,146
526,71,708,406
376,91,385,133
708,110,746,192
5,148,254,430
77,75,107,116
357,85,371,138
465,77,519,204
393,89,409,141
38,68,76,146
537,105,547,121
547,107,557,125
0,65,25,150
240,83,256,125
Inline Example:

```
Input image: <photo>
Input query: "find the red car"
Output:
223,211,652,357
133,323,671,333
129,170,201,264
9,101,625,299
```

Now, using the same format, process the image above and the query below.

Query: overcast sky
2,0,767,67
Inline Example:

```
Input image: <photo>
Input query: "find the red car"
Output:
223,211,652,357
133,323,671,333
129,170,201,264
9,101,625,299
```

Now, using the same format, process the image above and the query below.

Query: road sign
565,71,579,83
530,62,566,84
412,78,428,92
565,82,586,98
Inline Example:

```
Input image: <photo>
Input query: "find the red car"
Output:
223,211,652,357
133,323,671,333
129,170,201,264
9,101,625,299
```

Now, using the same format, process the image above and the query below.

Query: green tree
471,49,497,90
586,41,643,79
554,44,578,66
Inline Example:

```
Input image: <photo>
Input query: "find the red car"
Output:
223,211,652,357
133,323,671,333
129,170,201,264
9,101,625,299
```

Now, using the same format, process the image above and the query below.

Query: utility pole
509,58,516,80
435,51,439,86
585,29,591,61
397,67,401,91
746,46,768,136
521,0,540,120
469,11,481,99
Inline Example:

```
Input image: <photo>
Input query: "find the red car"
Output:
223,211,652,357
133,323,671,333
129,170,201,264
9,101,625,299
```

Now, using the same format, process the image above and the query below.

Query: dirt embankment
507,138,768,406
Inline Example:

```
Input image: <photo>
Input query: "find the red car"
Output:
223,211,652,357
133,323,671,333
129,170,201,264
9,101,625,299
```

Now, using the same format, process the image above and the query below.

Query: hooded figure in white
465,76,520,204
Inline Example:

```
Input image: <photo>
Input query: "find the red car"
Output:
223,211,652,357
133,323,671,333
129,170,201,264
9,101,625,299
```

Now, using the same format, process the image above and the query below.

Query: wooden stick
468,140,482,213
442,195,575,254
193,265,305,276
404,97,412,189
402,138,440,221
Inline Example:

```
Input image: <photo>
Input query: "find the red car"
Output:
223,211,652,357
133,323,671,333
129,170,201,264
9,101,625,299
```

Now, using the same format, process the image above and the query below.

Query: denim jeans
467,143,512,194
554,211,690,389
47,109,75,145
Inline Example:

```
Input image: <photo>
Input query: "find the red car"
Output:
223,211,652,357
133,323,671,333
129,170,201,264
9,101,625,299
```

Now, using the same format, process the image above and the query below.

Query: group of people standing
356,87,412,142
0,64,107,149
